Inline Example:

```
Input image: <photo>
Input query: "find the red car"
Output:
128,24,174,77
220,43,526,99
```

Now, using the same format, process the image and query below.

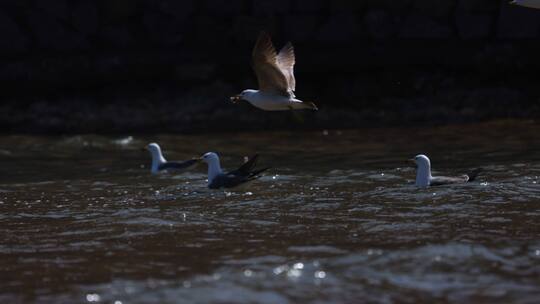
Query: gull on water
510,0,540,8
145,143,198,174
411,154,482,188
230,32,318,111
199,152,269,189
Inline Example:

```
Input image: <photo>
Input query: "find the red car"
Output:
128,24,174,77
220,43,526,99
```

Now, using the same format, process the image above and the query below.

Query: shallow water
1,121,540,303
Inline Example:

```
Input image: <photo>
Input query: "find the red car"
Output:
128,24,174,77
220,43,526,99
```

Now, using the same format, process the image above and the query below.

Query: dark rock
455,12,493,39
457,0,499,13
232,15,277,42
365,0,413,10
190,16,230,46
71,0,99,35
329,0,365,12
497,0,540,39
34,0,68,20
142,12,184,45
253,0,291,15
412,0,456,18
26,9,88,51
399,14,454,39
103,0,138,19
0,10,29,53
175,64,215,81
101,25,133,48
364,9,396,39
282,15,320,42
203,0,244,14
157,0,195,19
0,0,31,9
475,43,518,67
318,12,359,42
294,0,325,13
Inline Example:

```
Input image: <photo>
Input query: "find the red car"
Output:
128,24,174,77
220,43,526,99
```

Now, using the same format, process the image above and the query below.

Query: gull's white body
201,152,223,186
414,154,433,187
147,143,167,174
241,89,312,111
511,0,540,9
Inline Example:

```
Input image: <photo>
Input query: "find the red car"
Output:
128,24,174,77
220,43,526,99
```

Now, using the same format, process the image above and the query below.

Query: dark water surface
1,121,540,303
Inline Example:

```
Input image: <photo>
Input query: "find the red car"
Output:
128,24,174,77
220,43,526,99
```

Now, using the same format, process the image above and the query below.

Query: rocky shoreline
1,1,540,133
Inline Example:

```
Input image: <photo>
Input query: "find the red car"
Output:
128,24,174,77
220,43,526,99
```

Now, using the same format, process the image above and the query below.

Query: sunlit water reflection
1,121,540,303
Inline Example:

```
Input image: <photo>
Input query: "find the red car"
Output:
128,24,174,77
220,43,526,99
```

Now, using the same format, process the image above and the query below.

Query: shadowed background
0,0,539,133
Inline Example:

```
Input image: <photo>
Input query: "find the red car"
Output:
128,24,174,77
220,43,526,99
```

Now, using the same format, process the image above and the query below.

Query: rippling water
1,121,540,303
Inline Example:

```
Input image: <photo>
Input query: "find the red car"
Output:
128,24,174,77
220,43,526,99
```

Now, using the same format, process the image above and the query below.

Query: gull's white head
200,152,220,165
230,89,258,104
200,152,222,182
146,143,166,174
412,154,432,187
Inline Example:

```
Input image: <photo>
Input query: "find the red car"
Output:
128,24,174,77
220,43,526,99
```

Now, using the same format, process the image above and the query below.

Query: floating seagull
411,154,482,187
199,152,269,189
145,143,198,174
510,0,540,9
230,32,318,111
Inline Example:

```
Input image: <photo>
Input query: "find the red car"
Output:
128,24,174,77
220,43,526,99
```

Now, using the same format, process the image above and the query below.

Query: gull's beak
509,0,516,5
408,158,416,164
198,156,204,161
141,146,148,151
230,95,241,103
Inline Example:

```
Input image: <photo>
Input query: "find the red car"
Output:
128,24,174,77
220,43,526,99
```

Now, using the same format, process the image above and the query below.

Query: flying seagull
199,152,269,189
230,32,318,111
510,0,540,9
145,143,199,174
411,154,482,187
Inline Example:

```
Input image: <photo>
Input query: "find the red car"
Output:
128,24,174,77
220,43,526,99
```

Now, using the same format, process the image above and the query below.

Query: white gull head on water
413,154,432,187
200,152,222,183
147,143,166,174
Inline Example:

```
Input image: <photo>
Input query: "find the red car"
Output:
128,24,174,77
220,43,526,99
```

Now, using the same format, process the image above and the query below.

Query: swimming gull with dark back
145,143,198,174
199,152,269,189
411,154,482,187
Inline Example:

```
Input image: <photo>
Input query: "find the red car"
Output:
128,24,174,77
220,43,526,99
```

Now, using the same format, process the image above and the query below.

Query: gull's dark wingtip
247,167,270,181
252,167,270,176
467,168,483,182
238,154,259,174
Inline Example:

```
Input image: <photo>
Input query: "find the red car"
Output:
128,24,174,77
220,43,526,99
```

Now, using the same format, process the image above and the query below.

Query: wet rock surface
0,1,539,133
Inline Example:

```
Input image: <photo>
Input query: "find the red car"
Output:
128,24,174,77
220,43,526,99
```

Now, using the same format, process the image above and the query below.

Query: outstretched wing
252,32,290,96
277,42,296,92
